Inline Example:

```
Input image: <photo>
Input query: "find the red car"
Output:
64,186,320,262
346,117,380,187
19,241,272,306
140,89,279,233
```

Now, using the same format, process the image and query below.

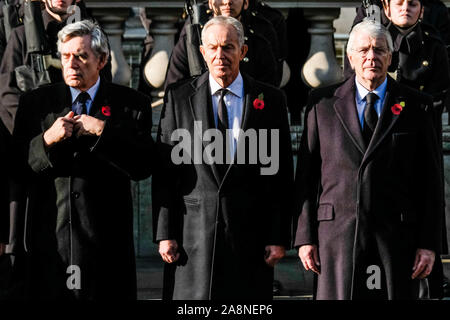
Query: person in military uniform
245,0,289,86
163,0,282,89
346,0,450,78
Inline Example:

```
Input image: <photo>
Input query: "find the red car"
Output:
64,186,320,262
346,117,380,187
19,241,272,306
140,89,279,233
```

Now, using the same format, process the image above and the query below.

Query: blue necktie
73,92,90,115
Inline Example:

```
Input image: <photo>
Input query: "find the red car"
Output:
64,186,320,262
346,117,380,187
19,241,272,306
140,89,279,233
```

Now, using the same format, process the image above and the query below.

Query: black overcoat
153,72,294,300
294,76,443,300
12,81,154,300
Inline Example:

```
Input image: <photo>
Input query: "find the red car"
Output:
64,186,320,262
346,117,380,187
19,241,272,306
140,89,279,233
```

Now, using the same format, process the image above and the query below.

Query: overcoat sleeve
416,104,444,253
0,121,10,243
294,104,322,248
152,86,183,243
265,91,294,247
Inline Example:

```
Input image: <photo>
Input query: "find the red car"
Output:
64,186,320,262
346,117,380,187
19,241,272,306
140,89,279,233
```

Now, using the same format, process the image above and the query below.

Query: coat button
249,28,254,34
71,192,80,199
243,57,249,62
422,60,429,67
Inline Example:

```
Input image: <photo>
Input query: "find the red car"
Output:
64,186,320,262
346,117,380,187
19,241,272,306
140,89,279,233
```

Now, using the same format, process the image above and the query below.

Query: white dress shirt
209,72,244,158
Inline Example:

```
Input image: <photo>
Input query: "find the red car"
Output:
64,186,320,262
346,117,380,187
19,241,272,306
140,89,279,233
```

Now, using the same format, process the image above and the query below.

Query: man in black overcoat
153,16,294,300
295,20,443,300
12,20,154,300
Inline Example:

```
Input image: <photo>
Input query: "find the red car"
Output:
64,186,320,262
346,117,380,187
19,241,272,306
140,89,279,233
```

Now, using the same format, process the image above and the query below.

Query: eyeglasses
352,47,390,57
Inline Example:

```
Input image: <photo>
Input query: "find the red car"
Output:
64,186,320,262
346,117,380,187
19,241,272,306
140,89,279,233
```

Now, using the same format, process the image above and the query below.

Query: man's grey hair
201,16,245,48
57,20,110,61
346,20,393,55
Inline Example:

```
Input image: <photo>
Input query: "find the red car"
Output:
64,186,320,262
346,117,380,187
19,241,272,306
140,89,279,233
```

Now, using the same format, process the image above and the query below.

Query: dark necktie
217,88,230,177
363,92,379,145
73,91,90,115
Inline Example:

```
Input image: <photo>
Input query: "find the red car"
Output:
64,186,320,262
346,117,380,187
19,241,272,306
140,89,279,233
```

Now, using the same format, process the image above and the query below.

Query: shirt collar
355,77,388,103
209,72,244,98
70,77,101,103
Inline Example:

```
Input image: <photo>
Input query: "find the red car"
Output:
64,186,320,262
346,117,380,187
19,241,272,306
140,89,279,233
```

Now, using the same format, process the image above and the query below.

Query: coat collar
362,76,402,162
334,76,366,154
187,72,261,186
333,75,401,158
52,79,111,121
388,22,423,54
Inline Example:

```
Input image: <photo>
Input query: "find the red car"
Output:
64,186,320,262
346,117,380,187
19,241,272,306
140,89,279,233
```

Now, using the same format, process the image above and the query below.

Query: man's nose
67,55,78,68
365,48,377,60
216,47,225,58
402,1,411,11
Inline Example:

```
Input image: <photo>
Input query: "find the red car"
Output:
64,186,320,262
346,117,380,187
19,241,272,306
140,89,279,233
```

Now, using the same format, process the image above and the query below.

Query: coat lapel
333,76,366,155
45,84,72,128
240,74,259,132
362,77,401,162
226,74,261,179
89,80,111,121
188,72,223,186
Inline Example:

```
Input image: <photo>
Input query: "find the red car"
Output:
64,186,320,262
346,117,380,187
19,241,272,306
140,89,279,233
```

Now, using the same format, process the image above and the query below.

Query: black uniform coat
12,81,154,300
294,76,443,300
153,72,294,300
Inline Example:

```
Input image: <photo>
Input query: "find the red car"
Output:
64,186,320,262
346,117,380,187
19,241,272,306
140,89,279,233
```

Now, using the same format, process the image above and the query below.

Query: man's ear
97,54,108,70
200,45,206,59
384,2,392,20
243,0,249,11
240,44,248,61
347,52,355,71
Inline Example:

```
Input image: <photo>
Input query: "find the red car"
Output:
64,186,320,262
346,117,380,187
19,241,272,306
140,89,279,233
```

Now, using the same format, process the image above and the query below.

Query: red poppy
102,106,111,116
253,98,264,110
391,104,403,115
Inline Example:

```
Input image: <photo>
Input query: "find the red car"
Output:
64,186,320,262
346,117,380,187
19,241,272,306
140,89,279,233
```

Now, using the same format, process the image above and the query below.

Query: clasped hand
43,111,105,148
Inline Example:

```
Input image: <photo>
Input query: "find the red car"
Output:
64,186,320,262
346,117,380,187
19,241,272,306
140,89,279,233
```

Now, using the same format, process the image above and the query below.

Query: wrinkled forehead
354,32,388,48
60,35,93,53
203,24,239,45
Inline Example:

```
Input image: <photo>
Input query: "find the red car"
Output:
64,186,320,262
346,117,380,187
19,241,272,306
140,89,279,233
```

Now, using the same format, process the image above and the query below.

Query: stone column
143,9,179,101
301,8,343,88
91,8,132,85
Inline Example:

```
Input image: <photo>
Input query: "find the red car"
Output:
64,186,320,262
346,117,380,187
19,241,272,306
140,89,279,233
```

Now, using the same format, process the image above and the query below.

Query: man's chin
65,79,81,88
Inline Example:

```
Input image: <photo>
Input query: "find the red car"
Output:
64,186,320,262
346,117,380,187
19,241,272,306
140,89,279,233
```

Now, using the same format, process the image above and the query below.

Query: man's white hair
201,16,245,48
57,19,110,61
346,20,393,55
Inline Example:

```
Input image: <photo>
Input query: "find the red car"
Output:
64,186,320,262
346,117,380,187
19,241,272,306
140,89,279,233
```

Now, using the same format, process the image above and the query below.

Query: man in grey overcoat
295,20,443,299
